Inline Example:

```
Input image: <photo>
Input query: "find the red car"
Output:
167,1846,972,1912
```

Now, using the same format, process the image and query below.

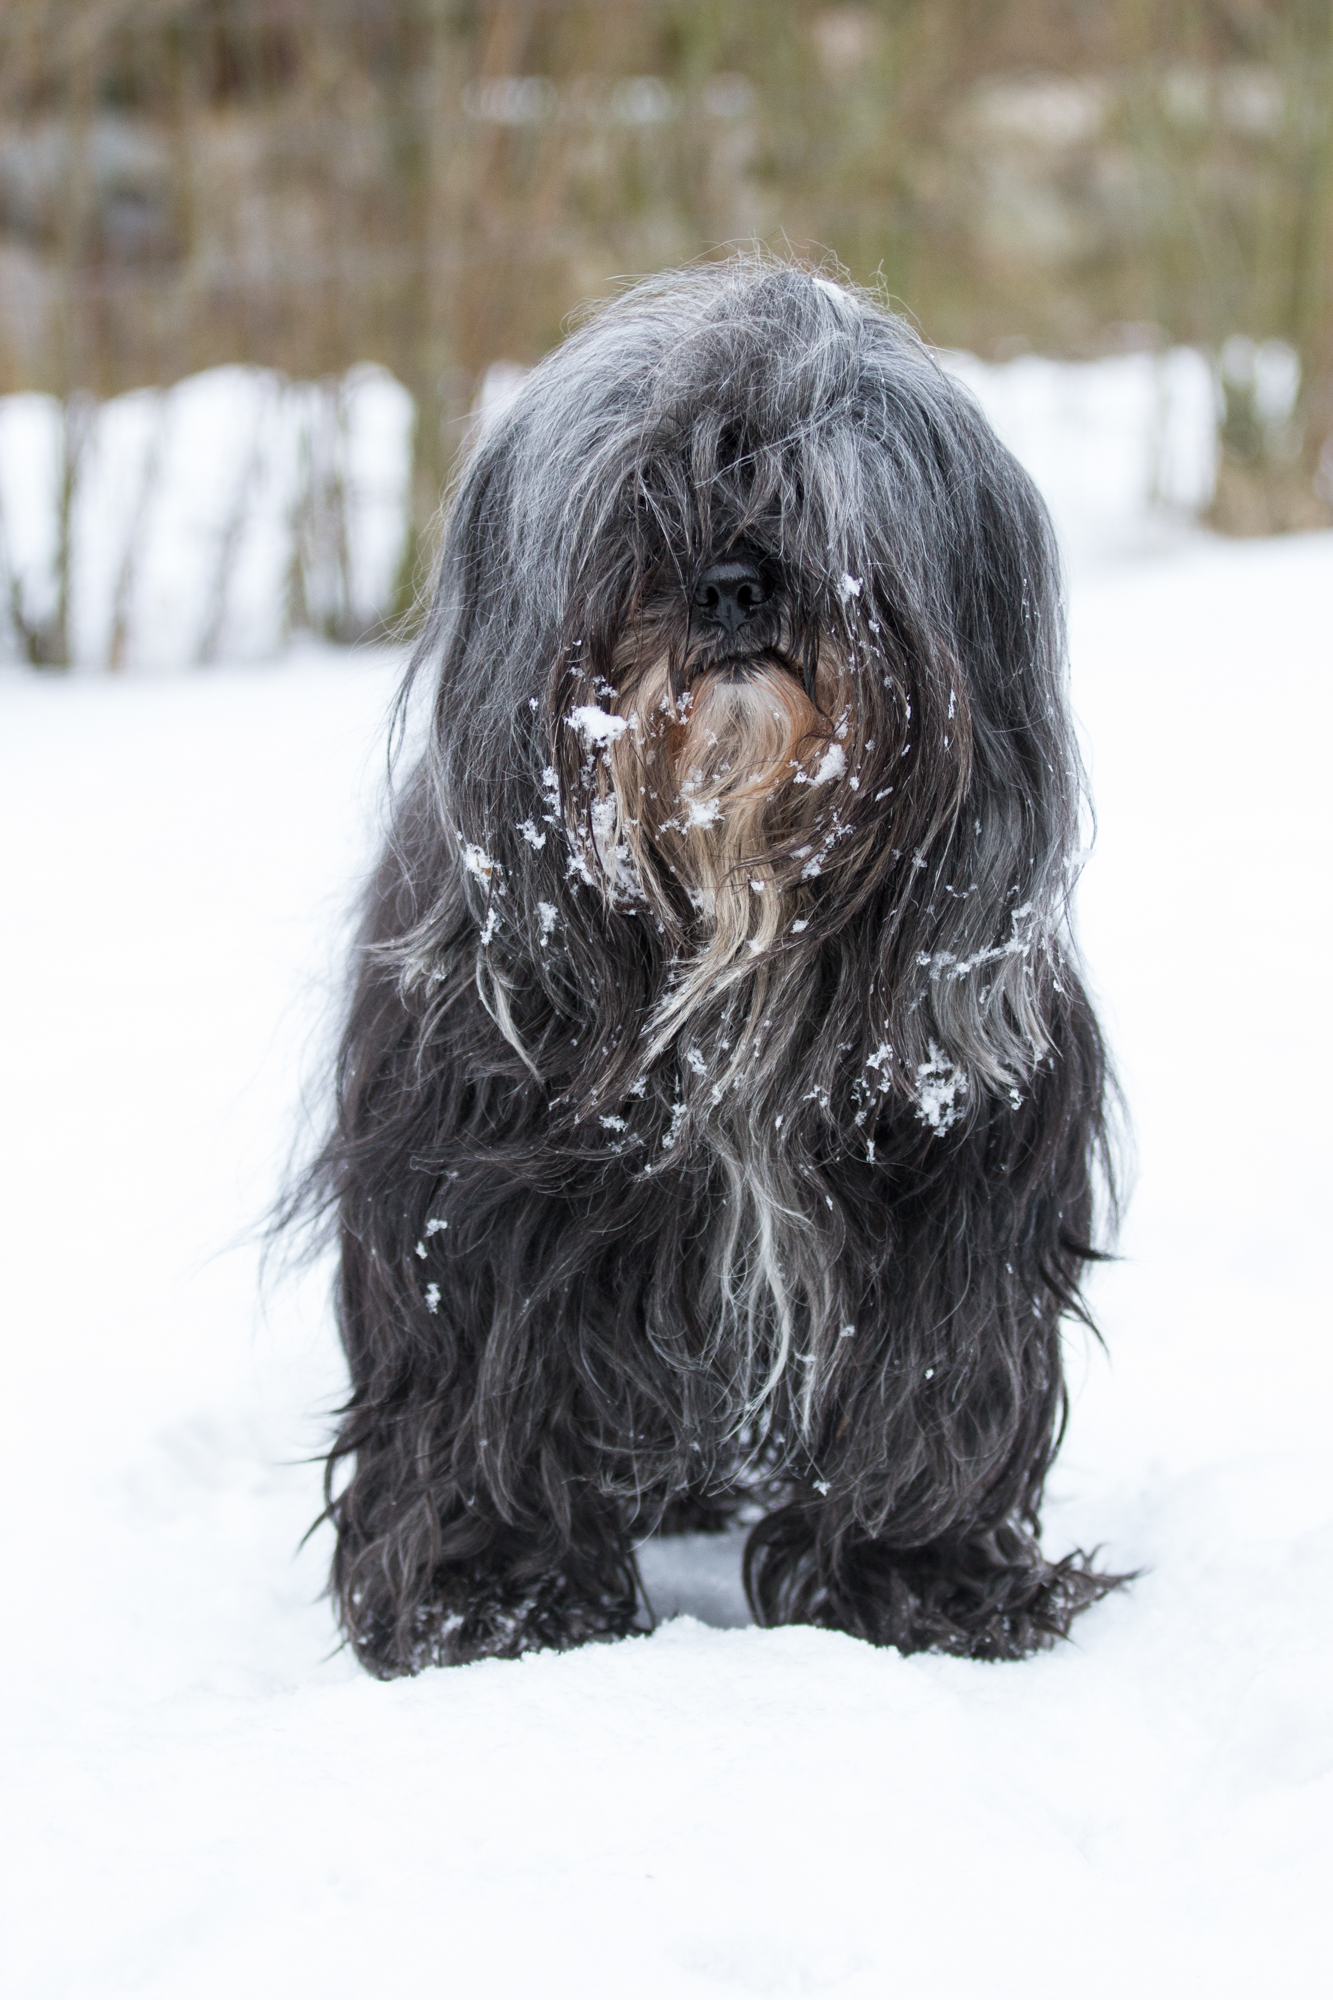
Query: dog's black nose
693,559,770,635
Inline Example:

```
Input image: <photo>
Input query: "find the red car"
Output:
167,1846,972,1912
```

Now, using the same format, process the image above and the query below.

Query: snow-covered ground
2,533,1330,1997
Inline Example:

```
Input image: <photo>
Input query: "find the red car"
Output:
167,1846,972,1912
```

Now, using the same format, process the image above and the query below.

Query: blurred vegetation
1,0,1329,596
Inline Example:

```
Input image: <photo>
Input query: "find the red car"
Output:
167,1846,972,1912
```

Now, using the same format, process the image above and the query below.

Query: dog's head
407,260,1081,1127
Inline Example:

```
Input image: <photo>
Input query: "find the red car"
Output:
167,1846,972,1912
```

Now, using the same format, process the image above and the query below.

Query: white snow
567,702,630,745
2,533,1331,1997
0,366,413,668
912,1042,968,1132
943,346,1220,568
460,840,500,883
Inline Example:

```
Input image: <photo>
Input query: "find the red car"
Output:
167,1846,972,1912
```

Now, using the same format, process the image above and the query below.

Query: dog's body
302,261,1121,1675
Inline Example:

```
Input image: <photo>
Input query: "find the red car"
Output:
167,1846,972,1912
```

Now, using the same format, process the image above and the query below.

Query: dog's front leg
326,1409,644,1674
325,1220,643,1674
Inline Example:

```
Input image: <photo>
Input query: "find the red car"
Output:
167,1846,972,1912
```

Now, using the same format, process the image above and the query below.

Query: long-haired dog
295,259,1123,1675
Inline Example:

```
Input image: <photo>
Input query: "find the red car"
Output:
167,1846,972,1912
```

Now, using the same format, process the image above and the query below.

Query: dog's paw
744,1504,1128,1661
375,1573,642,1672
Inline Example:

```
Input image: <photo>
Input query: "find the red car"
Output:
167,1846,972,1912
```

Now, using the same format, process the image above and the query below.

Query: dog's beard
556,627,859,1432
600,647,840,1056
587,646,840,1426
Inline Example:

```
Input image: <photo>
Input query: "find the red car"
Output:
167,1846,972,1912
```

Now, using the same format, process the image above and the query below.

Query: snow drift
1,533,1329,1991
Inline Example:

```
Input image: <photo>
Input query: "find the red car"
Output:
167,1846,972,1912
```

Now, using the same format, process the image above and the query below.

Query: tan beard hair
599,650,843,1062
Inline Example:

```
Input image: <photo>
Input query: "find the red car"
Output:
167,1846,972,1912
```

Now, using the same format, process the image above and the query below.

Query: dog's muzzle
687,558,791,685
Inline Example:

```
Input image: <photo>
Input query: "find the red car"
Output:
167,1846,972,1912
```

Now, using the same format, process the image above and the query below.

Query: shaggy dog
296,259,1122,1674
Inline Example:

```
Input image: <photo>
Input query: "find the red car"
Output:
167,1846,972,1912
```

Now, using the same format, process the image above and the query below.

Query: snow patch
461,841,499,884
811,742,846,785
914,1042,968,1133
567,704,629,746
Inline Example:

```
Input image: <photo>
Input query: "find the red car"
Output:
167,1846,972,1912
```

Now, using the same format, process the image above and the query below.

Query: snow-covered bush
0,365,413,670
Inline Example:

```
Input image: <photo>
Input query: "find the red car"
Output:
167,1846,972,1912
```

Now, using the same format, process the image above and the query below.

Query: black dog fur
289,259,1123,1674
